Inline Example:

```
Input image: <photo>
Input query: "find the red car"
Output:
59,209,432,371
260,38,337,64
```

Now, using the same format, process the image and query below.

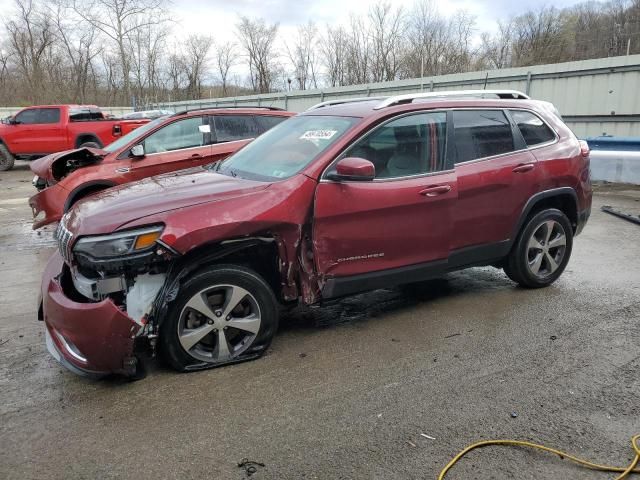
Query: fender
74,133,103,148
510,187,578,245
64,180,117,212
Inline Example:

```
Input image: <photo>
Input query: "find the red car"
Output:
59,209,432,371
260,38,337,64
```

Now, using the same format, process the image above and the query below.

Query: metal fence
150,54,640,138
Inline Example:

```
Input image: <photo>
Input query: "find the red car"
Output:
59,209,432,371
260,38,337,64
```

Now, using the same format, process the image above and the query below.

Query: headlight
73,225,164,259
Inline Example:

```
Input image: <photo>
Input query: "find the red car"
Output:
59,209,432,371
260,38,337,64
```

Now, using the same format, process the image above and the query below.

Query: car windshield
103,116,168,153
215,115,358,181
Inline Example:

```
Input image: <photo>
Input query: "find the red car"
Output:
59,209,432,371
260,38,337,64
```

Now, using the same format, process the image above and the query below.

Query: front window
216,115,358,181
339,112,448,179
103,116,167,153
143,116,207,154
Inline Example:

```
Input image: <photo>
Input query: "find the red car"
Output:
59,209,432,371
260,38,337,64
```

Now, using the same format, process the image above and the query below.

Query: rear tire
159,264,279,372
0,144,15,171
504,208,573,288
78,141,101,149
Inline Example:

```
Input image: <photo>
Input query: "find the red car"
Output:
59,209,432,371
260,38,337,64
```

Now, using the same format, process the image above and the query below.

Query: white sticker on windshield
198,124,211,133
300,130,337,141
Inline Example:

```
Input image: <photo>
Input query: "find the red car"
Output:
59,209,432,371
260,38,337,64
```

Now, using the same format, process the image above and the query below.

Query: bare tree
368,2,406,82
236,16,279,93
72,0,169,103
478,20,513,69
286,21,319,90
5,0,56,103
183,34,213,99
322,24,348,87
215,41,238,96
49,1,101,103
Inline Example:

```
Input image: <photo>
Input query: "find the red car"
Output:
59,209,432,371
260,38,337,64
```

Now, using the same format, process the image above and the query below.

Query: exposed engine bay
50,148,103,181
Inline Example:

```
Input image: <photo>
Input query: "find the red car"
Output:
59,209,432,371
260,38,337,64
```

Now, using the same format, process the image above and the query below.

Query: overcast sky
173,0,599,41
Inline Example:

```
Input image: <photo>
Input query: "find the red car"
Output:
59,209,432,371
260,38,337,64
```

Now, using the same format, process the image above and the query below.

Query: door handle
419,185,451,197
191,153,202,159
512,163,535,173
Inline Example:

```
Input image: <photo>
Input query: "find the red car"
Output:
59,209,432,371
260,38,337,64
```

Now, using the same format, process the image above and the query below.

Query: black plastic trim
64,180,117,212
510,187,578,242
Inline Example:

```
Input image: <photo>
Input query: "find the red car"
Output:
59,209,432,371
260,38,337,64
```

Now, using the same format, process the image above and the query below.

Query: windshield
216,115,358,181
103,116,168,153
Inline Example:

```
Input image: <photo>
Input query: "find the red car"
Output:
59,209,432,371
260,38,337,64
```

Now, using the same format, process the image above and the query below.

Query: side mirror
7,117,17,125
327,157,375,182
130,144,145,158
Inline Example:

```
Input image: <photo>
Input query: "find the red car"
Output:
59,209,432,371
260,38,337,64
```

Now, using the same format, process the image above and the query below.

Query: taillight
578,140,590,157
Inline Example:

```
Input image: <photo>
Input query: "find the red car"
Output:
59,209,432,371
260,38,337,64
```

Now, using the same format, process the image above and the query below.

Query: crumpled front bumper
29,184,67,230
40,252,141,377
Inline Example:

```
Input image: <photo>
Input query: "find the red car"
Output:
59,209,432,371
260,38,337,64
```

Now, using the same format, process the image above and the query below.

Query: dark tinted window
254,115,287,133
344,112,447,179
14,109,39,124
510,110,556,146
453,110,514,163
70,108,103,121
214,115,261,142
38,108,61,124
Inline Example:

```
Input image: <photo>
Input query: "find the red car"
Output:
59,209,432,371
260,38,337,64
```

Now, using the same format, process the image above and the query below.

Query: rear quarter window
510,110,556,146
453,110,515,163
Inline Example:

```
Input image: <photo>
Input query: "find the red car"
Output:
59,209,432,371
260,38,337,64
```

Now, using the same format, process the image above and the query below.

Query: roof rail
307,97,386,111
373,90,530,110
174,105,285,115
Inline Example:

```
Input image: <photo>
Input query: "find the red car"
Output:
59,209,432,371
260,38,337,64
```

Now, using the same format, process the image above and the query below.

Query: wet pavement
1,160,639,479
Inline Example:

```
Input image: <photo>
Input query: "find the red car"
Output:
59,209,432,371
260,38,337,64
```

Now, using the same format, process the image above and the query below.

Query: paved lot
1,160,639,479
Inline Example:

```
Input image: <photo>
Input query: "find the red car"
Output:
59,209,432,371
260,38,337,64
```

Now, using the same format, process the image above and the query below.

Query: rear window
453,110,515,163
70,108,103,121
510,110,556,147
214,115,261,143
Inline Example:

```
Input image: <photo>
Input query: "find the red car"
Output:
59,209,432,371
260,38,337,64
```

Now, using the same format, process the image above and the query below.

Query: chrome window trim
140,138,251,158
320,106,560,183
452,107,559,167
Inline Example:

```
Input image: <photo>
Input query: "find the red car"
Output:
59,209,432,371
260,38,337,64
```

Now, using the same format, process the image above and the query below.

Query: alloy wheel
526,220,567,278
177,284,262,363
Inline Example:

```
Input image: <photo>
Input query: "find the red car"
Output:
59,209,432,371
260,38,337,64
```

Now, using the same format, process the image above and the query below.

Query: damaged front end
41,221,178,378
29,148,106,229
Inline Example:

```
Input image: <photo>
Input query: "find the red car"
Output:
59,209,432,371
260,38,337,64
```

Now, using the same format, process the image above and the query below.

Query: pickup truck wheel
78,141,101,149
0,144,15,171
160,264,279,372
504,208,573,288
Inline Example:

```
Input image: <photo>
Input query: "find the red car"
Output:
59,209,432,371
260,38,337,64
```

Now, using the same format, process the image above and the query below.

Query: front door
11,107,66,154
313,111,456,291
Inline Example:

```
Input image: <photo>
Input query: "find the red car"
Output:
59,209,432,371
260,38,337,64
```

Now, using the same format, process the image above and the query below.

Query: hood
65,169,271,236
30,147,107,180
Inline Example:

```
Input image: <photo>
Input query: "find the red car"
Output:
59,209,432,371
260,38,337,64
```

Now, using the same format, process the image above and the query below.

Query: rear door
125,115,213,180
451,109,540,255
313,111,456,284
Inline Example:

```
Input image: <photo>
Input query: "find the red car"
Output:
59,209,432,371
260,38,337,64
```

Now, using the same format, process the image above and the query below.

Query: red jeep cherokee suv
29,107,293,229
39,90,591,378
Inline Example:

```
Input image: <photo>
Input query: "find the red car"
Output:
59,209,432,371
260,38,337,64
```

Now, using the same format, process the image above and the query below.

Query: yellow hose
439,435,640,479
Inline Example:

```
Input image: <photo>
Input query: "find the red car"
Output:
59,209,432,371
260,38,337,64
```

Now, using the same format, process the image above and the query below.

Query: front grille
54,222,74,264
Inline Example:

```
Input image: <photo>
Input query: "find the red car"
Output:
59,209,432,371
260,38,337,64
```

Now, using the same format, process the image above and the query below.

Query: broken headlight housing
73,225,164,260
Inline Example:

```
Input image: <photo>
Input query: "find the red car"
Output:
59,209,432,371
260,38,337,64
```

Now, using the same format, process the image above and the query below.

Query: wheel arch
64,180,117,211
152,236,286,328
512,187,578,243
74,133,103,148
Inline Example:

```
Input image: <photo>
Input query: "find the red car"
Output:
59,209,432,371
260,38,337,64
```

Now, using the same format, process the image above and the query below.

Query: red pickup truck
0,105,148,171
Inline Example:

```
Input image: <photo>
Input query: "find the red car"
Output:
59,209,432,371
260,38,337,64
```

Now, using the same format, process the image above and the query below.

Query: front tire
0,144,15,171
159,265,279,372
504,208,573,288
